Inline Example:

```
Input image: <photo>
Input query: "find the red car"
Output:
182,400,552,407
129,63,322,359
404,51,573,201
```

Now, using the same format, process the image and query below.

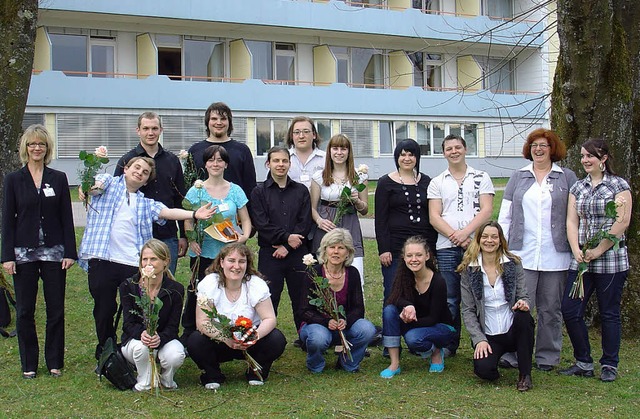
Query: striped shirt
78,174,166,270
569,173,630,273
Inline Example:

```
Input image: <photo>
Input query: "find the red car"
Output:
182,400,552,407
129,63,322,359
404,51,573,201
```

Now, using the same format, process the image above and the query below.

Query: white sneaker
205,382,221,390
248,380,264,386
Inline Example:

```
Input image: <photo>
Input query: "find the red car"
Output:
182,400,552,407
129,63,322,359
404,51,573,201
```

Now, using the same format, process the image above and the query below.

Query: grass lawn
1,230,638,418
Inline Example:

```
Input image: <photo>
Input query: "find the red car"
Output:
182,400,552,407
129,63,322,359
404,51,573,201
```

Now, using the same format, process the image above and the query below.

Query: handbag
97,306,137,390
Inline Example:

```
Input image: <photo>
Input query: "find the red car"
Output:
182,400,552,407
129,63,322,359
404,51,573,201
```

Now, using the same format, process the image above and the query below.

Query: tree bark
0,1,39,226
552,0,640,335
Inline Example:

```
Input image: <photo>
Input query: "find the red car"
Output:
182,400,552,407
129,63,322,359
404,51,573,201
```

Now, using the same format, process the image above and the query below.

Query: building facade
28,0,556,182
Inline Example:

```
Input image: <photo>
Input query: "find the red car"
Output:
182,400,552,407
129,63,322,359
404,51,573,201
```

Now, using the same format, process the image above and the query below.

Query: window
49,33,116,77
246,41,273,80
415,122,477,156
315,119,332,150
340,120,373,157
408,52,442,89
412,0,439,13
379,121,408,155
156,35,182,80
256,118,288,156
56,114,139,158
331,47,385,88
184,39,225,82
476,57,515,93
161,115,247,151
483,0,512,19
275,43,296,84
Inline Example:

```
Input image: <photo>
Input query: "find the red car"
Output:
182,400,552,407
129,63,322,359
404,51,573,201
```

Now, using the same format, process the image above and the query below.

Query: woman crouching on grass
459,221,535,391
119,239,185,392
380,236,454,378
188,243,287,389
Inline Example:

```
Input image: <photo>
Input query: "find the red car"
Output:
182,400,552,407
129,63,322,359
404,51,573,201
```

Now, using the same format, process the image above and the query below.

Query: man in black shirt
188,102,257,201
114,112,187,274
250,146,313,335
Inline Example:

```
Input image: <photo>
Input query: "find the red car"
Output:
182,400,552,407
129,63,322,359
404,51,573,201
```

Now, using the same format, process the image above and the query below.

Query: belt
320,199,341,207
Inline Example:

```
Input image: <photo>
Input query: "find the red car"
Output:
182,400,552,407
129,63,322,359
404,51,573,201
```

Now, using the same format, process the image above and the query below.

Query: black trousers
188,328,287,384
87,259,138,359
14,261,66,372
258,247,307,332
180,256,214,346
474,310,535,380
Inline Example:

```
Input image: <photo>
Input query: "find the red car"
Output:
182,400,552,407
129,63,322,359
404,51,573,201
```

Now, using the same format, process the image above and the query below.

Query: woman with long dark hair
380,236,454,378
559,139,631,382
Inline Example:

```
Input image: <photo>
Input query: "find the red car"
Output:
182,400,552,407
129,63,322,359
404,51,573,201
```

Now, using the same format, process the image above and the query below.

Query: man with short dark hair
188,102,257,200
114,112,187,274
428,134,494,357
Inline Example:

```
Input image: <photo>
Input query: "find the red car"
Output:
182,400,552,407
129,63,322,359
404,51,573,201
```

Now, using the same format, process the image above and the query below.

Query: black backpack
97,306,137,390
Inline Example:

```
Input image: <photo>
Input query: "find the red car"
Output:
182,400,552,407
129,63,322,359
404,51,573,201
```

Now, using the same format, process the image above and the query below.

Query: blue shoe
380,367,401,378
429,348,445,373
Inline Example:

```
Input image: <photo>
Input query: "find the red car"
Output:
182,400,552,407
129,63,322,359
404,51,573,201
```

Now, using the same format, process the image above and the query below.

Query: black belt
320,200,341,207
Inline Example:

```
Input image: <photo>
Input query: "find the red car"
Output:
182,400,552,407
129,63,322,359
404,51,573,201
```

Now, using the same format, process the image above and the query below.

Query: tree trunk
552,0,640,335
0,1,39,226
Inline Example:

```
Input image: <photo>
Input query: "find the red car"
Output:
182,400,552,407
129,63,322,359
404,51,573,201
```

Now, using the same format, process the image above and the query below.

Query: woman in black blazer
1,124,77,379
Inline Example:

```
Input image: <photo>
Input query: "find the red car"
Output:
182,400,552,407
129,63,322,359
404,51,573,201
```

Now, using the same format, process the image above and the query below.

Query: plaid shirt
78,174,166,270
569,173,630,273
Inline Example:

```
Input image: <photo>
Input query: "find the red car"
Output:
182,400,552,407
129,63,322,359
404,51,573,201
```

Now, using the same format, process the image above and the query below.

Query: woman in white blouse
187,243,287,389
459,221,535,392
498,128,577,371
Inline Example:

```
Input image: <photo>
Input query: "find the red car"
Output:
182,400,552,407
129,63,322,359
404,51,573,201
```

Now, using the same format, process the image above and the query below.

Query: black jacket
119,274,185,348
1,165,77,262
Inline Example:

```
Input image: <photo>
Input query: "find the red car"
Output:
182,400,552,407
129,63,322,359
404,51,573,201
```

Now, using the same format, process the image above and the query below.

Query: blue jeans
561,270,627,368
436,247,464,353
299,319,376,373
161,237,179,275
382,305,455,353
381,258,400,304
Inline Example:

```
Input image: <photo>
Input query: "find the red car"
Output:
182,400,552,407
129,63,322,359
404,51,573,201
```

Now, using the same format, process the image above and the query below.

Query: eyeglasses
530,143,549,149
27,143,47,149
292,129,312,136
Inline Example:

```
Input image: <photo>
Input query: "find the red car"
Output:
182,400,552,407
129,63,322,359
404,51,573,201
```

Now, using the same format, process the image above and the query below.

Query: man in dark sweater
114,112,187,274
188,102,257,201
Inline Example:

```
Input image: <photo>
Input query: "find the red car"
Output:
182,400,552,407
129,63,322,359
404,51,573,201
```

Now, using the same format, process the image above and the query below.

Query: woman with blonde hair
2,124,77,379
310,134,368,283
459,221,535,391
119,239,185,391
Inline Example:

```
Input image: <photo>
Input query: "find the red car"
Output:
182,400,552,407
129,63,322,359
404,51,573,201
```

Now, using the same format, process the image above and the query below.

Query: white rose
94,146,108,159
196,295,209,309
178,149,189,160
357,164,369,174
141,265,156,278
194,179,205,189
302,253,317,266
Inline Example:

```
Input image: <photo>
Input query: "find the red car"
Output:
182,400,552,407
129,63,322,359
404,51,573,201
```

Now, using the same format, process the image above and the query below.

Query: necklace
325,268,344,280
226,286,242,302
398,171,422,224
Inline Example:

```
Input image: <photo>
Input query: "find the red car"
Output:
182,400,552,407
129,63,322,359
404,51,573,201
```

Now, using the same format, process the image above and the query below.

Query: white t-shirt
108,192,140,266
197,273,271,326
427,165,495,250
289,148,326,189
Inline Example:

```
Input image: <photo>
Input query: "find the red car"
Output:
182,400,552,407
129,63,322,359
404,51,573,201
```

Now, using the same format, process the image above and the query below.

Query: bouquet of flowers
197,295,263,380
333,164,368,225
78,146,109,210
569,197,626,299
181,179,219,293
302,254,353,362
130,265,164,395
178,149,198,192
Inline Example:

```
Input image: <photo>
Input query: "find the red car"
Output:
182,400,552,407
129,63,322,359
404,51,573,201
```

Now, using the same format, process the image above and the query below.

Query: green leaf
604,200,618,219
100,157,110,164
182,198,194,210
577,261,588,273
354,183,366,192
79,150,88,159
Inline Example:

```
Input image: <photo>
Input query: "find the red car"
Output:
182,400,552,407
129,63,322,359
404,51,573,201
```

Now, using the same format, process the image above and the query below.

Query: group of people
1,103,631,392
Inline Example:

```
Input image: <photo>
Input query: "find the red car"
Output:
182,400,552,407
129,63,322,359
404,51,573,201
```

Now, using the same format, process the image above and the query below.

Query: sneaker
535,364,554,372
248,380,264,386
205,382,221,390
600,366,617,382
558,364,594,378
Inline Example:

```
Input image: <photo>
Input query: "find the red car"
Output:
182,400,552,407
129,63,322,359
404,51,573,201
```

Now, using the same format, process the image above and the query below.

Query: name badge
300,174,310,182
43,184,56,197
218,202,230,212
